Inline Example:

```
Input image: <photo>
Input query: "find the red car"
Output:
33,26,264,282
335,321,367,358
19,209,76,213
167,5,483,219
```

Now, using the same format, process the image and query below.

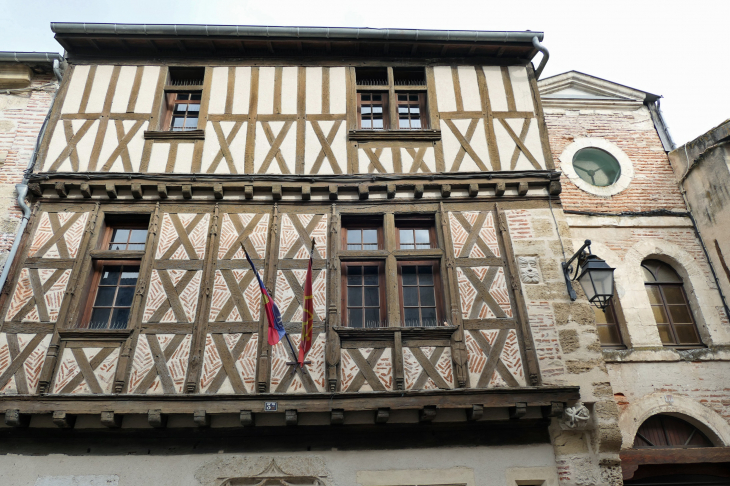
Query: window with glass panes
83,264,140,329
108,228,147,250
166,92,201,131
398,228,432,250
346,228,379,250
399,263,440,327
343,263,385,328
397,93,426,129
355,67,428,131
595,300,624,347
642,259,702,346
358,93,387,129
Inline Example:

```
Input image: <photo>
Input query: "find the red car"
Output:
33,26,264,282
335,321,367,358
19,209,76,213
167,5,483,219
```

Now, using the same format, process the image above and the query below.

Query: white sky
1,0,728,146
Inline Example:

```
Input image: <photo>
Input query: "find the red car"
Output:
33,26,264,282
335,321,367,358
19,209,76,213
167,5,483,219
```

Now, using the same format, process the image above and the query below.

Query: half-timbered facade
0,25,621,486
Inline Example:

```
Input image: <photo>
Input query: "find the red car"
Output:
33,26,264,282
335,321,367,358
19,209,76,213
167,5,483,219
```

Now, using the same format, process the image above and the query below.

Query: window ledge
58,329,133,341
348,129,440,142
89,250,146,259
144,130,205,140
334,325,457,341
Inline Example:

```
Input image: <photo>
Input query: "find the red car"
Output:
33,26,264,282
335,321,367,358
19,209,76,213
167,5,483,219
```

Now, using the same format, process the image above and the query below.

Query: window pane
418,266,433,285
411,118,421,129
373,118,383,129
120,267,140,286
597,325,622,345
675,324,701,345
363,266,378,285
89,308,111,329
190,93,202,101
174,103,187,113
364,287,379,306
400,230,414,245
657,324,675,344
403,287,419,306
176,93,190,101
94,286,116,307
347,266,362,285
399,119,410,129
188,104,200,112
363,229,378,245
668,305,693,324
110,308,130,329
111,229,129,243
645,286,663,305
420,286,435,306
642,266,656,282
361,94,371,101
398,94,407,101
185,116,199,129
372,94,381,101
361,106,371,115
404,308,420,327
410,94,418,101
129,229,147,244
421,307,437,326
100,266,121,285
364,308,380,328
115,286,135,307
361,119,372,129
411,106,420,115
128,243,146,251
348,287,362,307
349,308,363,328
347,229,361,245
652,305,669,324
662,286,685,304
109,243,126,250
656,264,682,282
402,266,417,285
172,117,185,129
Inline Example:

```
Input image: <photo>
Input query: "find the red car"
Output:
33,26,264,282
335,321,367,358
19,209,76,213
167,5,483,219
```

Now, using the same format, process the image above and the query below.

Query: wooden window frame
341,225,384,251
100,222,149,251
397,260,444,328
355,67,430,131
78,259,141,330
645,282,702,347
357,92,390,130
341,261,387,328
395,225,437,250
395,92,429,130
162,91,202,132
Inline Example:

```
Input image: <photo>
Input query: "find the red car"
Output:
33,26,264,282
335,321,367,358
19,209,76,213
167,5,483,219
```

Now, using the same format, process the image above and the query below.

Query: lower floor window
399,262,441,327
82,263,140,329
595,299,624,347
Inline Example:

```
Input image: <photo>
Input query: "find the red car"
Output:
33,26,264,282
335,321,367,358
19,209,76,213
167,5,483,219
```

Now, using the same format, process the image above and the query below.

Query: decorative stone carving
517,256,541,284
196,456,333,486
562,403,591,429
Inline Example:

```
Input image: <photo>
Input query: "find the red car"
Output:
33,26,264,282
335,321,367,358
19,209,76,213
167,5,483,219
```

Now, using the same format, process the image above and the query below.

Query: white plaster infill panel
559,137,634,197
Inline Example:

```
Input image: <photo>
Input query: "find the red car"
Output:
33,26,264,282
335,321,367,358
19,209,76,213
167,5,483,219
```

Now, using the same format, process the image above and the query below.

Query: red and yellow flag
298,239,315,366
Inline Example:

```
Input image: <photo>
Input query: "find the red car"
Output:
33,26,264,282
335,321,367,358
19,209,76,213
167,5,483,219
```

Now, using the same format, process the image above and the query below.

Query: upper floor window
642,259,702,346
396,216,436,250
356,67,428,130
107,227,148,251
595,299,624,348
342,216,383,251
162,67,204,132
399,262,442,327
83,263,140,330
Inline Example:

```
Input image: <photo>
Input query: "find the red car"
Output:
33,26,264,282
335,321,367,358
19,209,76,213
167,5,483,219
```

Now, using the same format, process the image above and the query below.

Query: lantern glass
577,256,615,308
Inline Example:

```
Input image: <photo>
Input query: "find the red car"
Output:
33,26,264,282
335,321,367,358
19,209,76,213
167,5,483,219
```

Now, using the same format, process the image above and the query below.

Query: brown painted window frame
100,222,149,251
395,92,429,130
357,92,390,130
355,67,430,131
341,225,384,251
341,261,387,328
78,259,141,330
397,260,444,328
162,91,202,132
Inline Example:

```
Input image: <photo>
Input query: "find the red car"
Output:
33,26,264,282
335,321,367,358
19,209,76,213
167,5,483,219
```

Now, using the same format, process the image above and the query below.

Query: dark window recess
87,265,139,330
393,67,426,86
401,265,438,327
642,259,702,346
168,67,205,87
358,92,388,129
595,299,624,347
347,229,378,250
355,67,388,86
166,92,201,131
109,228,148,251
633,414,713,448
344,264,385,328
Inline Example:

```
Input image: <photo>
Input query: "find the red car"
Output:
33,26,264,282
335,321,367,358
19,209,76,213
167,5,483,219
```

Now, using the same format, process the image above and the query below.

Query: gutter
50,22,543,44
645,95,675,152
0,59,63,294
0,52,63,64
531,36,549,79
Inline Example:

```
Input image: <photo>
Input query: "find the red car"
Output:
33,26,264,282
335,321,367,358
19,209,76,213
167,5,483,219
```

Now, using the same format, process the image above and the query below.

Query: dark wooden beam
182,185,193,199
176,40,187,53
468,183,479,197
466,404,483,421
88,38,102,51
440,184,451,198
267,41,275,54
5,409,29,427
331,409,345,425
157,184,168,199
387,184,396,199
285,409,298,426
213,183,224,200
54,182,67,198
131,183,143,199
495,182,505,197
509,402,527,419
105,183,117,199
80,182,92,198
240,410,254,426
375,408,390,424
272,184,282,201
329,184,338,201
358,184,369,200
420,405,437,422
414,184,424,199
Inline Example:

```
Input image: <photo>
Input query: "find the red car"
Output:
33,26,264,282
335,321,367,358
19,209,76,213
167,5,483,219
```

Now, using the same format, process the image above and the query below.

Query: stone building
539,71,730,482
0,52,61,273
0,24,627,486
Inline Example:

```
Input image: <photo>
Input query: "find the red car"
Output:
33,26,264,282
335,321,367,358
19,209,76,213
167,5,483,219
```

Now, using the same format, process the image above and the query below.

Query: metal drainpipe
0,59,63,294
532,36,549,79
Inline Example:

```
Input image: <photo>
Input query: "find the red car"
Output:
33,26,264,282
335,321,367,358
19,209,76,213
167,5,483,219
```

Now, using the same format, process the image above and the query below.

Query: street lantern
562,240,615,310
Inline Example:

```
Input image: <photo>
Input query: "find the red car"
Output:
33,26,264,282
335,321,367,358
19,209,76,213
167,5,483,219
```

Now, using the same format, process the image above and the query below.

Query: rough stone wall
544,105,685,213
507,208,623,486
0,72,56,271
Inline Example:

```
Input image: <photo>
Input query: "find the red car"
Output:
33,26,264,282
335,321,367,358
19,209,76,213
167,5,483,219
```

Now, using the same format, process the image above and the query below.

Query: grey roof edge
539,70,660,100
50,23,544,43
0,52,63,64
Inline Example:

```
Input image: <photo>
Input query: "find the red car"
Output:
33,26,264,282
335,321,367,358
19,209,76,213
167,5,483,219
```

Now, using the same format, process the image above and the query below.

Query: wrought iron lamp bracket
562,239,592,302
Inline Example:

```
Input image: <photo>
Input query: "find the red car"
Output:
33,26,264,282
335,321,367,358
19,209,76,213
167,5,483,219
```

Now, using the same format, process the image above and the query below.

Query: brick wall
0,73,56,269
545,106,686,213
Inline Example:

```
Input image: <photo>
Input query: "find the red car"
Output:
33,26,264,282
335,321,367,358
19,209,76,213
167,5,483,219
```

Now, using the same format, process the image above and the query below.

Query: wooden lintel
329,184,338,201
301,185,311,201
509,402,527,419
468,183,479,197
414,184,424,199
285,409,298,426
542,401,564,419
331,409,345,425
182,185,193,199
193,410,209,427
52,411,76,428
100,411,121,428
440,184,451,198
271,185,282,201
495,182,506,197
375,408,390,424
131,183,143,199
240,410,254,426
386,184,396,199
466,404,483,421
549,180,562,195
54,182,68,198
143,130,205,140
518,182,529,196
213,183,224,200
157,184,168,199
80,183,92,198
358,184,369,200
244,185,254,199
5,409,30,427
419,405,437,422
105,183,117,199
148,409,167,428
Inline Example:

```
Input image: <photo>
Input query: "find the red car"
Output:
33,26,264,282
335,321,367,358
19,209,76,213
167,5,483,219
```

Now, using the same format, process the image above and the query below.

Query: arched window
642,259,702,346
633,414,713,448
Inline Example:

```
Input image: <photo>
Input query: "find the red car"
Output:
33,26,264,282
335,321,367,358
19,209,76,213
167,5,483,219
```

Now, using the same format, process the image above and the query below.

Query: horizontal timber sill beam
143,130,205,140
348,129,441,142
0,386,579,415
334,325,457,341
